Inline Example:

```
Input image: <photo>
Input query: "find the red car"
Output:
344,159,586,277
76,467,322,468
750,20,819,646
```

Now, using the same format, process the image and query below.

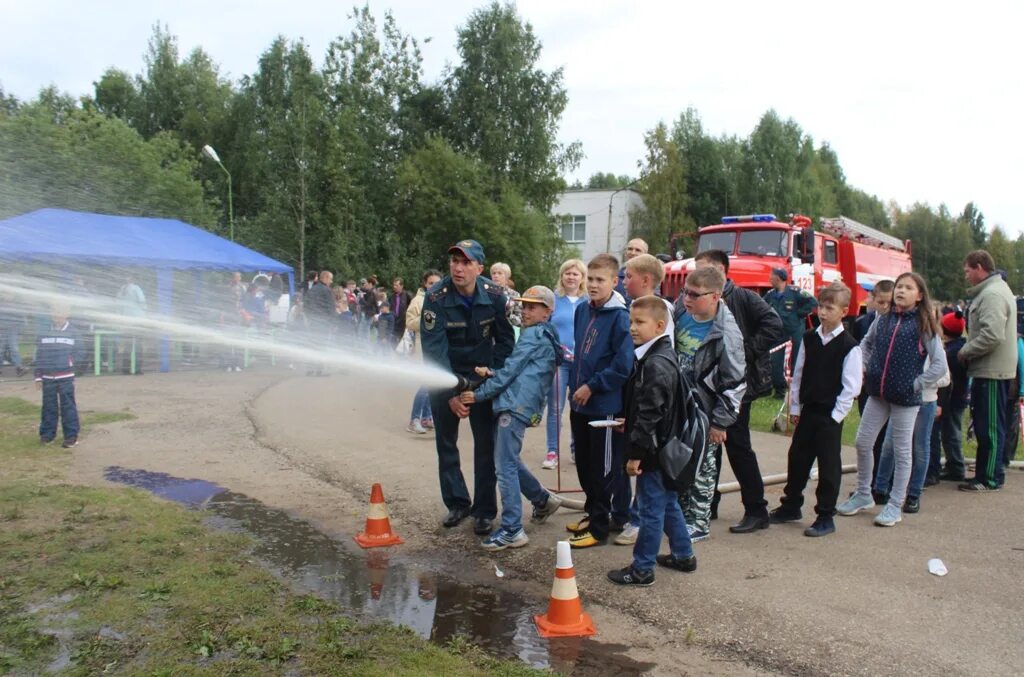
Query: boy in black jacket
607,296,695,586
34,304,83,448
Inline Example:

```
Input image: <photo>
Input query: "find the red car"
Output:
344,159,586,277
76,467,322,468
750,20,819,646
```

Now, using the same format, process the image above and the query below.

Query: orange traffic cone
535,540,596,638
353,483,404,548
366,550,388,600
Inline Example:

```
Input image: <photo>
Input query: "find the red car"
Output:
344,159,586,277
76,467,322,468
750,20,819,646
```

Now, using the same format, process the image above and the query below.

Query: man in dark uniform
421,239,515,535
764,268,818,398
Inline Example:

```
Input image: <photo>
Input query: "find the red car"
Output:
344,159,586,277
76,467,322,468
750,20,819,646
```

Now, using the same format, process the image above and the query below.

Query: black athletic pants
710,400,768,516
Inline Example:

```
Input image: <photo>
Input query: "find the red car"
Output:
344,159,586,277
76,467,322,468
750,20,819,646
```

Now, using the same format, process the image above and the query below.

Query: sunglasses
682,289,715,300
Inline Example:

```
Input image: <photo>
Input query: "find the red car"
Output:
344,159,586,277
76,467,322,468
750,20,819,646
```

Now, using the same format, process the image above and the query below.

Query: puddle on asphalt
103,467,656,675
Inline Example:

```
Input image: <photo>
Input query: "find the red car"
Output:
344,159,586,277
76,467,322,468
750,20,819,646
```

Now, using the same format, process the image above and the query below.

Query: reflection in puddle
104,467,655,675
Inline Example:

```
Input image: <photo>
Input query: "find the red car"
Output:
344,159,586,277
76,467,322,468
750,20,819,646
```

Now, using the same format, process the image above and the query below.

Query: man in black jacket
691,250,784,533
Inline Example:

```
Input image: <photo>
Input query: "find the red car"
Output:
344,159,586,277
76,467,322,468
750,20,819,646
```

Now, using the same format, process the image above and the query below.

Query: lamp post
606,181,638,253
202,144,234,241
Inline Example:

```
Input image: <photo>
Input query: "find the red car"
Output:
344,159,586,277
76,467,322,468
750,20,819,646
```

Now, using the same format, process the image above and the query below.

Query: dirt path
8,368,1023,676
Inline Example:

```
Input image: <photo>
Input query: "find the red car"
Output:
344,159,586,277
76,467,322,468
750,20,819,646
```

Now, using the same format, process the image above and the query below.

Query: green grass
0,397,543,676
749,396,1022,461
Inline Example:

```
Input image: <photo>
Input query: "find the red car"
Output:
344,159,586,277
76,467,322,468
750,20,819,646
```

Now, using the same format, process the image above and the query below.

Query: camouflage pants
682,442,719,535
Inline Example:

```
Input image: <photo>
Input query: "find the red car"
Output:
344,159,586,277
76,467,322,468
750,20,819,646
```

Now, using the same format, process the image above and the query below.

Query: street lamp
202,144,234,241
606,181,638,253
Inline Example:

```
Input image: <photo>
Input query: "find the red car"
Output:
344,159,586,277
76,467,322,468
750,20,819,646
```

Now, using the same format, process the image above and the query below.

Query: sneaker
958,481,999,492
836,493,875,516
871,490,889,506
565,517,590,533
570,450,575,464
568,530,606,549
656,553,697,572
769,506,803,524
687,525,709,542
804,517,835,537
421,418,434,430
939,470,966,482
903,496,920,513
227,366,234,373
40,436,55,445
923,475,940,488
61,437,78,449
16,366,28,377
480,528,529,551
873,503,902,527
407,419,427,434
614,523,639,545
607,565,654,586
531,493,563,524
234,366,242,372
541,452,558,469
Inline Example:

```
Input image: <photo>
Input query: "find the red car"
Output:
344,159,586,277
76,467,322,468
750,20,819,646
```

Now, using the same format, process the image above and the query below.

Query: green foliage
444,1,581,213
585,172,634,189
395,136,569,287
0,99,216,224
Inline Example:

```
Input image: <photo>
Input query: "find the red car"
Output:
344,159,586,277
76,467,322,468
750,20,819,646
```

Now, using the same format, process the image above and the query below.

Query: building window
561,215,586,243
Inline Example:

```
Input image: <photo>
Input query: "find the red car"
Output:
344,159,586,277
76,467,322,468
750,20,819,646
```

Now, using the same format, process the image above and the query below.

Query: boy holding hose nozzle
460,286,565,551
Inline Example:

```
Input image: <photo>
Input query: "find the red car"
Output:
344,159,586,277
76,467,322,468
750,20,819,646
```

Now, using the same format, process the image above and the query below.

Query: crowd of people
412,237,1021,589
6,239,1019,590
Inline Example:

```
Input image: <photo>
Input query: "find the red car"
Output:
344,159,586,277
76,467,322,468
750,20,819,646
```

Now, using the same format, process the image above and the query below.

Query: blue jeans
2,327,23,367
876,400,936,499
40,378,79,440
545,362,572,454
928,404,965,478
633,469,693,574
410,388,432,421
494,413,548,532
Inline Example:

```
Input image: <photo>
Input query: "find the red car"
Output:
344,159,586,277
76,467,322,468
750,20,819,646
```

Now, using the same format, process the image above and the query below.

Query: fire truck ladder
819,216,906,252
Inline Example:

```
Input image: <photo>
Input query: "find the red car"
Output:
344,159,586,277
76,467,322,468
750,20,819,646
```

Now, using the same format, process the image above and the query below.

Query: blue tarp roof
0,208,292,273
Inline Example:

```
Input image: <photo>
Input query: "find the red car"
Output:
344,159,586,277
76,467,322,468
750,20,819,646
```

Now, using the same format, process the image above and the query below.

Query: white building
551,188,646,262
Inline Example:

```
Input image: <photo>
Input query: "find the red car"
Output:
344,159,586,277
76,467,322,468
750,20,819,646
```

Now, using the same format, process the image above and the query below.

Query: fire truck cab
662,214,912,318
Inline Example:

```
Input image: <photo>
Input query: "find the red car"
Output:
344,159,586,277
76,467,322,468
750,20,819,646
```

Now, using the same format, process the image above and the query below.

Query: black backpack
652,353,711,494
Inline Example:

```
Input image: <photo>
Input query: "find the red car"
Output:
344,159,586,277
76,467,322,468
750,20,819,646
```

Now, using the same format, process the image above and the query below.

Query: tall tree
444,1,580,213
232,37,338,277
632,122,689,253
585,172,634,189
959,201,986,248
322,5,424,273
395,135,568,287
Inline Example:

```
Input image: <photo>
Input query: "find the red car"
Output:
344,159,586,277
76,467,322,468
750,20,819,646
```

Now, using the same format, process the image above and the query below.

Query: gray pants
855,396,919,508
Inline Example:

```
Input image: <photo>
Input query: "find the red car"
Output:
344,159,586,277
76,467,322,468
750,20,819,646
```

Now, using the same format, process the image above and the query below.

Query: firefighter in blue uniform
764,267,818,398
421,239,516,535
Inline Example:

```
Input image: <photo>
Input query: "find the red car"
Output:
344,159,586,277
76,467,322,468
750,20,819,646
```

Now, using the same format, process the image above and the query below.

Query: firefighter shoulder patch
423,310,437,331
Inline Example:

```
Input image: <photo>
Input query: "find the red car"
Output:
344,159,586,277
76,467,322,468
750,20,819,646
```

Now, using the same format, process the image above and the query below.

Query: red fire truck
662,214,912,317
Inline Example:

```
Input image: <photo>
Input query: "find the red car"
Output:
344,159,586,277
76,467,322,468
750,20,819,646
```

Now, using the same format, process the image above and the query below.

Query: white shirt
634,335,662,361
790,324,863,423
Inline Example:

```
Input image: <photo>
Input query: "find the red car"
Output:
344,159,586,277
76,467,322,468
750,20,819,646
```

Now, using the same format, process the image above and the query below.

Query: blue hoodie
474,321,562,425
570,292,632,416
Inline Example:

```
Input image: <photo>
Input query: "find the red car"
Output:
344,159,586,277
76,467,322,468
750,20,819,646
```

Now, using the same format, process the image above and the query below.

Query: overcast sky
2,1,1021,233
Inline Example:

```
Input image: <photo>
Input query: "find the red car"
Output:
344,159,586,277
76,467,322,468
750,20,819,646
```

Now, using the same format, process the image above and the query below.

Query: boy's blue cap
448,239,485,264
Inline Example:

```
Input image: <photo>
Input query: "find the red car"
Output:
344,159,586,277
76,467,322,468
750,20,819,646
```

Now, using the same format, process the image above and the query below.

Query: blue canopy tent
0,208,294,372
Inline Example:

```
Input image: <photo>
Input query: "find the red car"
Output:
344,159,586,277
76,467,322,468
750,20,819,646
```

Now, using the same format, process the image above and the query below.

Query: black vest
800,328,858,414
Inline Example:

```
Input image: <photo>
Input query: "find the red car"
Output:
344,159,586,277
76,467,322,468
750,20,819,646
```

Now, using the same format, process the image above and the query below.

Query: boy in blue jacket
34,303,83,448
566,254,633,548
461,286,565,550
